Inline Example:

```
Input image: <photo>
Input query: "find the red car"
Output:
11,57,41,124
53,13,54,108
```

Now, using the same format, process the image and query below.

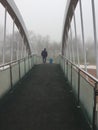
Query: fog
14,0,67,42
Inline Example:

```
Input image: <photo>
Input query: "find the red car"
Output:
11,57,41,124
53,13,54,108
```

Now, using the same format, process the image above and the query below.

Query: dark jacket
41,50,48,58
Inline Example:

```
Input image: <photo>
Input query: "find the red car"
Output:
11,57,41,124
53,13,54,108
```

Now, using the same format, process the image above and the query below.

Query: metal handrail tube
0,55,33,70
59,54,98,130
0,54,36,101
61,55,98,84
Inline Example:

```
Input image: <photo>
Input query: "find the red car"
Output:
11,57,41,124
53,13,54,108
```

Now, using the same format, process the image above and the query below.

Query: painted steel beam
0,0,31,54
62,0,78,54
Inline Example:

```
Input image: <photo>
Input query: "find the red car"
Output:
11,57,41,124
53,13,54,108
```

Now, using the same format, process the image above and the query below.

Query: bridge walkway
0,64,91,130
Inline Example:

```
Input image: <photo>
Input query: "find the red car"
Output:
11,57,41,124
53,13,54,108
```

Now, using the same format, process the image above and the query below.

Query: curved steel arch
62,0,78,55
0,0,31,54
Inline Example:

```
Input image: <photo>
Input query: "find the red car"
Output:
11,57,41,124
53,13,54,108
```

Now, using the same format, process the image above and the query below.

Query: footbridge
0,0,98,130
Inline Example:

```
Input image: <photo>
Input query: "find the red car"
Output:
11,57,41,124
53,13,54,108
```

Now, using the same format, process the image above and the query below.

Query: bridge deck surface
0,64,91,130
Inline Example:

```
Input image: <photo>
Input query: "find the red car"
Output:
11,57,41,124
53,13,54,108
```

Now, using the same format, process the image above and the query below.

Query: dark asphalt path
0,64,91,130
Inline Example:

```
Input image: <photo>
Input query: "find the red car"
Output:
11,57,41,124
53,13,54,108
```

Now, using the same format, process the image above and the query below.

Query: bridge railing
33,54,42,65
0,0,31,65
57,55,98,130
0,54,42,99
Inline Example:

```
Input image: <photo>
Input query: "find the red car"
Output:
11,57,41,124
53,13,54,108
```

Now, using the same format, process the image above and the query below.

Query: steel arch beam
62,0,78,55
0,0,31,54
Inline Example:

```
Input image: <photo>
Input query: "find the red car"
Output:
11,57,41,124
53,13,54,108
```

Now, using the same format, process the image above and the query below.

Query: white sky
1,0,98,44
14,0,67,42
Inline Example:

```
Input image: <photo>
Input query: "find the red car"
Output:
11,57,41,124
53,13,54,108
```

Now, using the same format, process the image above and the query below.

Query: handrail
59,54,98,130
0,55,32,69
61,55,98,85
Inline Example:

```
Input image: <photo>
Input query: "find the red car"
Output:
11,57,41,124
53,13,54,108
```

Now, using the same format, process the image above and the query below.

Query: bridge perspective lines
0,64,90,130
0,0,98,130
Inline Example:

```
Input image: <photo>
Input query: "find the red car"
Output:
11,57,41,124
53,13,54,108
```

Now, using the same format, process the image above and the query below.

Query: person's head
44,48,46,51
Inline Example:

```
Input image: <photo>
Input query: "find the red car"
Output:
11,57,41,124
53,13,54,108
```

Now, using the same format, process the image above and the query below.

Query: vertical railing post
33,55,35,65
60,55,62,67
31,55,33,68
18,60,21,80
10,64,13,89
17,41,19,60
63,57,65,75
67,60,68,79
29,55,31,69
24,45,26,58
23,44,25,58
33,55,34,67
60,56,62,69
61,56,62,68
93,82,98,130
64,58,66,76
21,36,24,59
28,55,30,71
71,63,72,87
24,58,26,74
68,42,71,61
28,55,29,71
30,55,32,69
63,57,64,72
77,69,80,107
35,55,37,65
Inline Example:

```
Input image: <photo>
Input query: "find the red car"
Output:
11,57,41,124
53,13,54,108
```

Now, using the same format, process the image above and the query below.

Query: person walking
41,48,48,63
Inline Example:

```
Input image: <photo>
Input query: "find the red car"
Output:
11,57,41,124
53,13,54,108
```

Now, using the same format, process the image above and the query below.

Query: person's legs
44,57,46,63
43,57,46,63
42,57,44,63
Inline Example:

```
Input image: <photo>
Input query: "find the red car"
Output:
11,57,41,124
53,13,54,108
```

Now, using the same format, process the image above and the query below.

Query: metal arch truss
0,0,31,54
62,0,78,55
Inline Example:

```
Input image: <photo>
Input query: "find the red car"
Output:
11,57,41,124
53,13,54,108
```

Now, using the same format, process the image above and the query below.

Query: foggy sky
14,0,67,42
